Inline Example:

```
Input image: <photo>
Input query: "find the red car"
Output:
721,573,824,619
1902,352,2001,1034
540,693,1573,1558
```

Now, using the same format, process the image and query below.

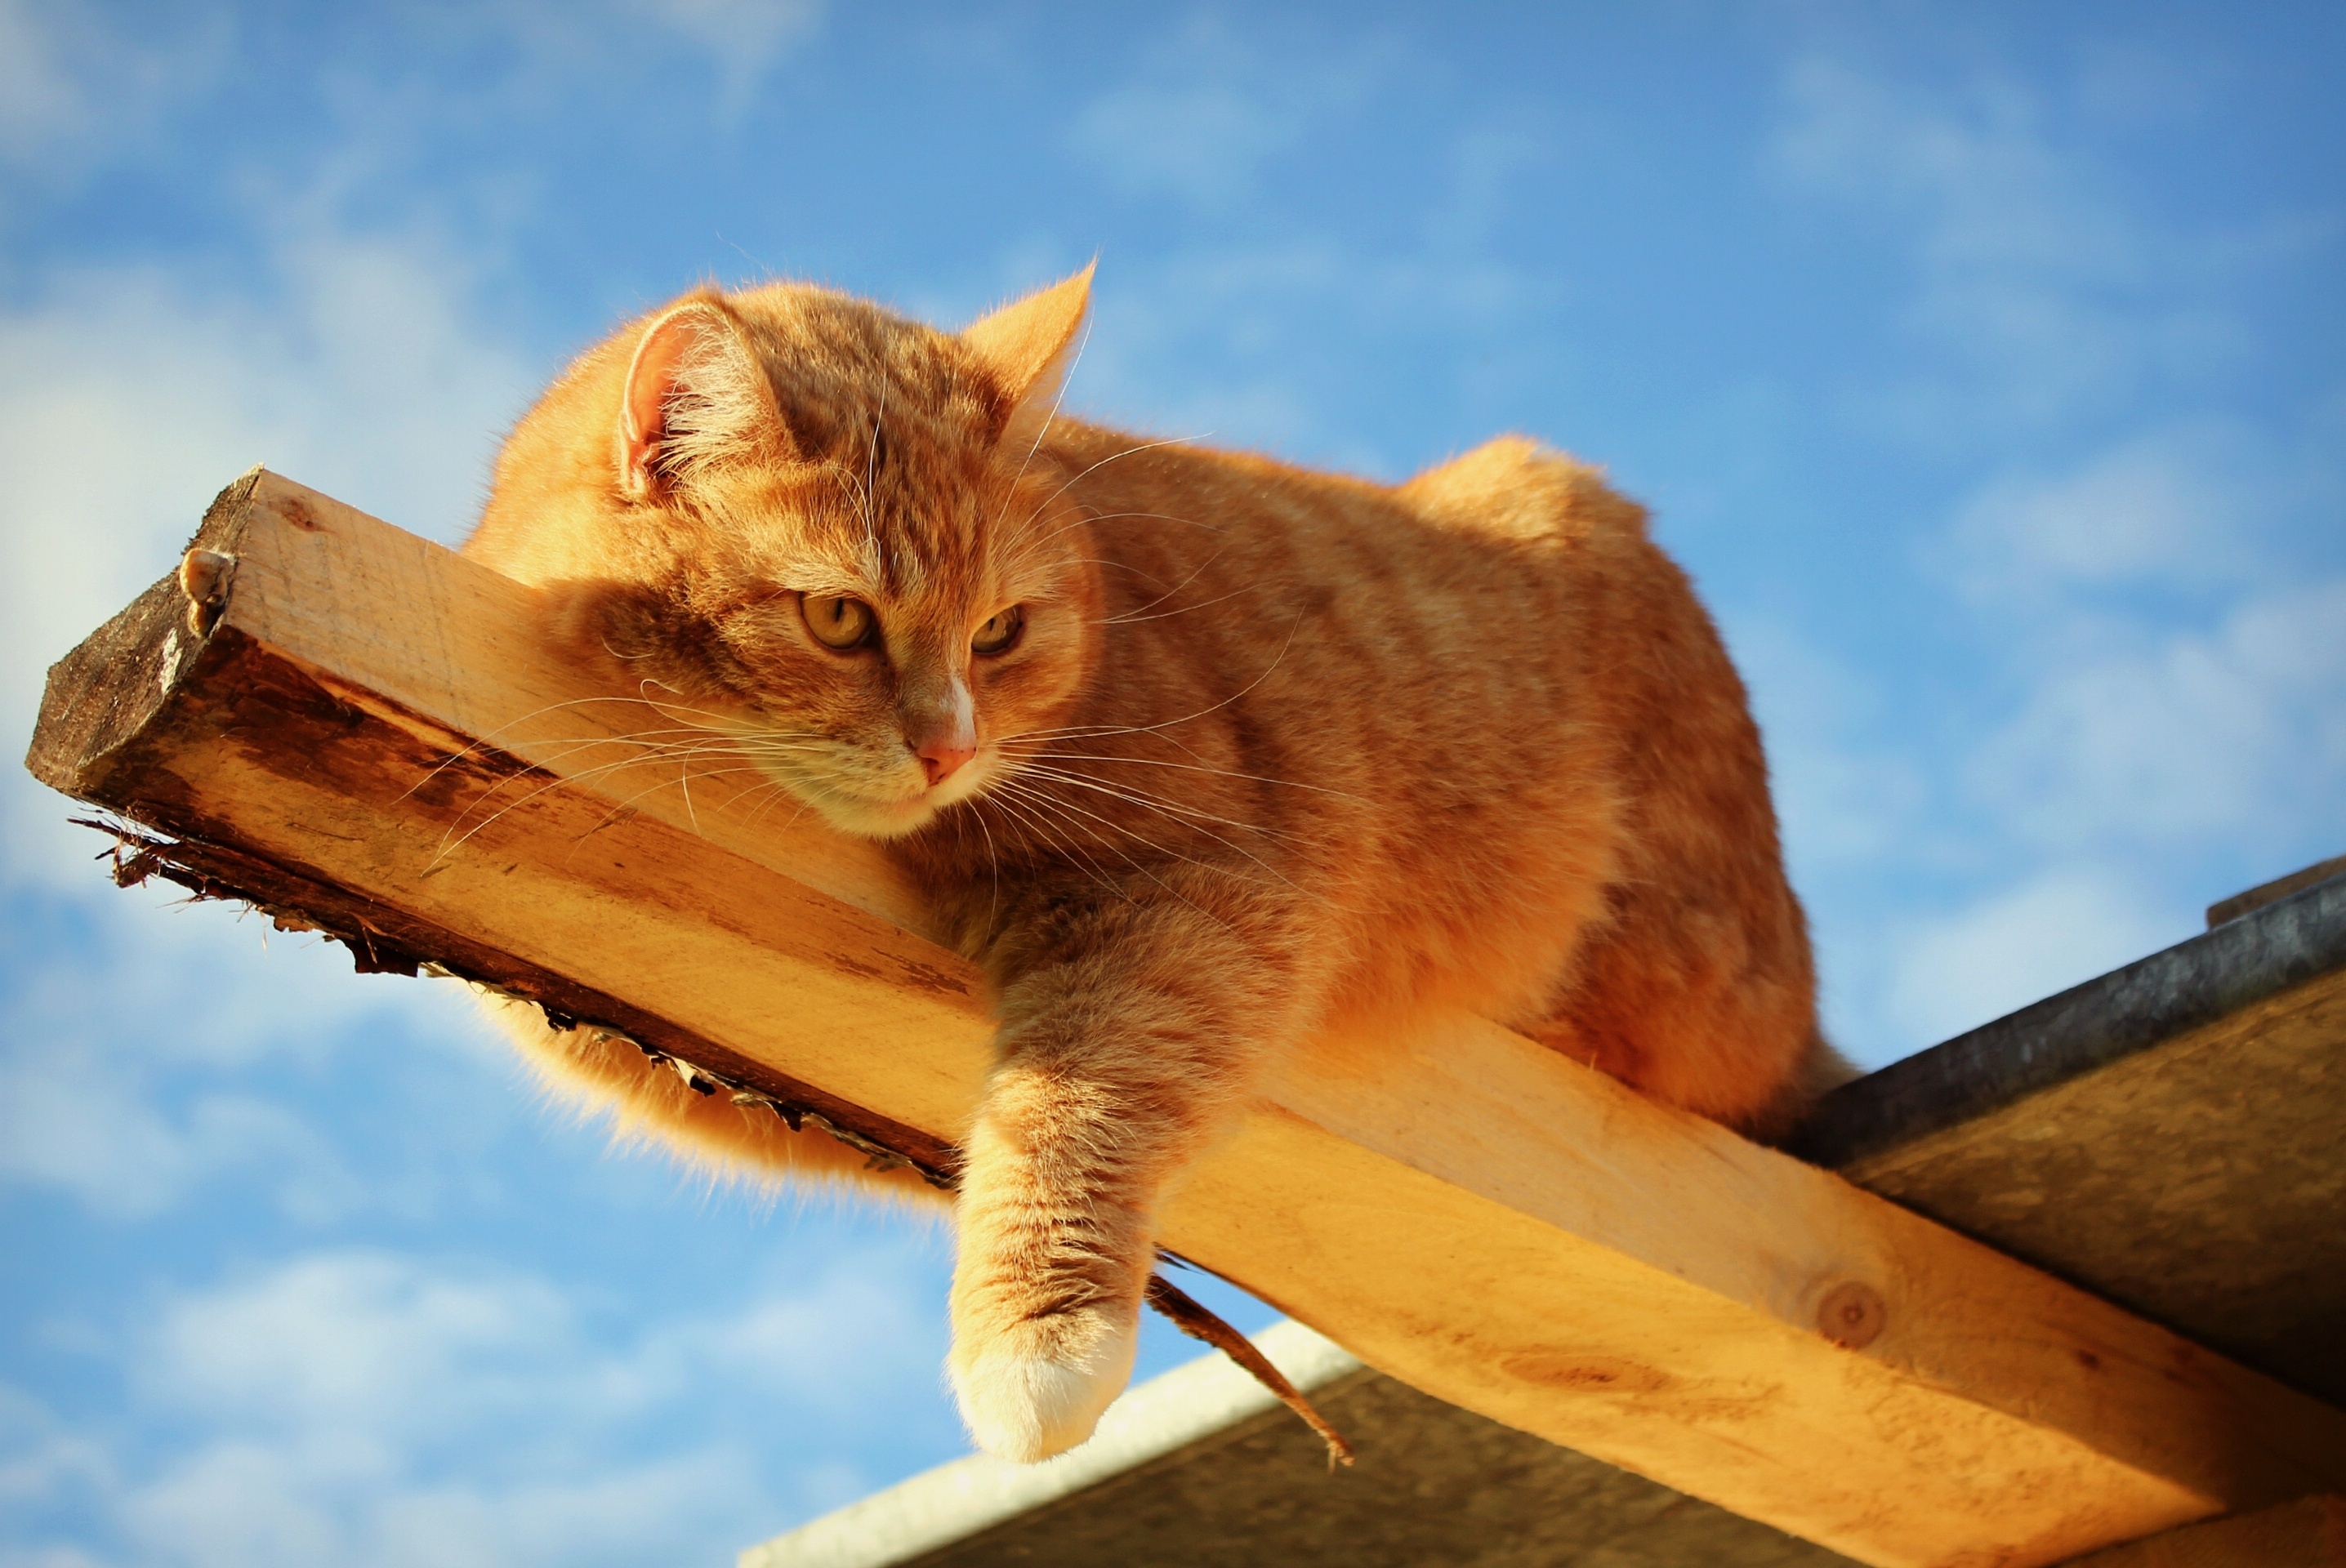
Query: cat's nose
916,736,975,786
903,671,978,788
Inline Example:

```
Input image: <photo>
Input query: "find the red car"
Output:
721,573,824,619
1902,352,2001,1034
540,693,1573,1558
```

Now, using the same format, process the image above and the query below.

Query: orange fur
464,267,1840,1460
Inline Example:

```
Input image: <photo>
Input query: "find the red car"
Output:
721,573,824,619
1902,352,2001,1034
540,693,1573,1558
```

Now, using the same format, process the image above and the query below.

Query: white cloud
1068,16,1392,207
1890,438,2344,1055
0,1243,956,1568
1933,399,2345,862
0,0,87,152
1971,576,2346,853
1940,419,2288,599
1762,49,2344,1062
1865,449,2345,1054
1768,55,2257,437
687,1261,945,1419
3,1241,953,1567
481,0,827,122
617,0,823,77
1773,60,2109,264
1884,864,2179,1047
145,1253,584,1439
0,1387,116,1515
0,0,223,172
0,1069,343,1225
0,893,488,1220
0,221,537,888
1068,236,1545,478
0,47,572,1246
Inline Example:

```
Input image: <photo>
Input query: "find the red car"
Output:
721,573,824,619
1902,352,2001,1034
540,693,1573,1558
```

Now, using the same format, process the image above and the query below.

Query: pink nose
917,737,975,786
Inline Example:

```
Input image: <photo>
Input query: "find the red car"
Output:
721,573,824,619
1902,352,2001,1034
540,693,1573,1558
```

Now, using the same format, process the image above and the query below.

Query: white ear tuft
618,300,780,500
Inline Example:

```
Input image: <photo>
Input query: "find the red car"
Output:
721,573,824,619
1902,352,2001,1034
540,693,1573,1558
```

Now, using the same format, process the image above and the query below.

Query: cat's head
472,268,1103,840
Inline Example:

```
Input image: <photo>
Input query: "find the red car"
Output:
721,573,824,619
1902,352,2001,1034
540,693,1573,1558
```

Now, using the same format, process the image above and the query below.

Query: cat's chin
805,791,943,840
791,757,1000,841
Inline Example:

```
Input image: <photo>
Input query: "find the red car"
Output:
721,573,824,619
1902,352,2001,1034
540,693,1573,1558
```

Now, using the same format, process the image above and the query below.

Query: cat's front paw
949,1302,1139,1463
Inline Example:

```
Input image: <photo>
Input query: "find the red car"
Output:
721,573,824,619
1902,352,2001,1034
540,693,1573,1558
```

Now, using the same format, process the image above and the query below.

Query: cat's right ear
617,300,781,501
961,263,1095,451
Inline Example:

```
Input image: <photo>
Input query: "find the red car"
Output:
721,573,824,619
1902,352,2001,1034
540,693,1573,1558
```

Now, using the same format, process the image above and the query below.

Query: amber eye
802,595,874,650
971,605,1025,657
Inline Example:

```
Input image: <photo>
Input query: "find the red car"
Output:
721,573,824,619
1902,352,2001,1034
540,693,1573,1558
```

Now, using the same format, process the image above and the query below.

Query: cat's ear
617,298,783,501
961,262,1094,449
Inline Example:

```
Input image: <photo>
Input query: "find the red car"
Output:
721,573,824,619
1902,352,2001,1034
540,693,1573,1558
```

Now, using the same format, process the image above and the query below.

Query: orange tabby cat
463,266,1840,1463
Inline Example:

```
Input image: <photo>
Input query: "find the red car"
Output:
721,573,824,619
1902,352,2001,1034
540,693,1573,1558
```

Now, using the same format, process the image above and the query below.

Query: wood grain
27,470,2346,1568
2070,1496,2345,1567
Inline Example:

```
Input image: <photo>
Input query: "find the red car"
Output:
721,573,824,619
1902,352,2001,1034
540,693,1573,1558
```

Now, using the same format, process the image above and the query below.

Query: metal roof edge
739,1320,1361,1568
1790,868,2346,1172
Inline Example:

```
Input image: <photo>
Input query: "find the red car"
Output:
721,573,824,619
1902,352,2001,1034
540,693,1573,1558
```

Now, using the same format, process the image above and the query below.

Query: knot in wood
1817,1281,1887,1350
177,548,239,635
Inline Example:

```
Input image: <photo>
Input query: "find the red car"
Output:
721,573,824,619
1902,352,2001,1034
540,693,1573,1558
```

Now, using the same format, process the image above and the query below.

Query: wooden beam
29,470,2346,1568
2208,854,2346,928
1797,873,2346,1410
2068,1496,2345,1566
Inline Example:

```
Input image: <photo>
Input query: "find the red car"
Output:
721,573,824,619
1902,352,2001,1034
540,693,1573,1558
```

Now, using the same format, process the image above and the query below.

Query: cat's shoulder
1396,435,1648,546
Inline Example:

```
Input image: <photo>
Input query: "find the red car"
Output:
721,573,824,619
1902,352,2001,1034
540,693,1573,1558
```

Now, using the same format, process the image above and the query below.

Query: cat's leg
947,892,1300,1461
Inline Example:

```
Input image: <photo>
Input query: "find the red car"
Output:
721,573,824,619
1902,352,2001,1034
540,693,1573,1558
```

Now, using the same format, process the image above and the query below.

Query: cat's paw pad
951,1304,1139,1463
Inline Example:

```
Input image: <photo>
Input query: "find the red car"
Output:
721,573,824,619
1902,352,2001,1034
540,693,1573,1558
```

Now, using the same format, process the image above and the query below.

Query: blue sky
2,3,2341,1563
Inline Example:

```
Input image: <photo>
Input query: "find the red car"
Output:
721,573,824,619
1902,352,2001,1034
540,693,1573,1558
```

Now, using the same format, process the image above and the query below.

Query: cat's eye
971,605,1025,657
802,594,874,650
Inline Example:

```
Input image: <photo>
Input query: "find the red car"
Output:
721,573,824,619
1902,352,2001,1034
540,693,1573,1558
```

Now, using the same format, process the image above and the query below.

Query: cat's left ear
618,296,784,501
961,262,1094,449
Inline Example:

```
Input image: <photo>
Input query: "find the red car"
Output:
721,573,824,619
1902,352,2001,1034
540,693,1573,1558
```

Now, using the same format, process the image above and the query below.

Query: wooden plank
743,880,2346,1568
743,1330,1853,1568
2208,854,2346,928
28,470,2346,1568
742,1323,1376,1568
1795,877,2346,1405
2067,1496,2345,1566
1797,874,2346,1181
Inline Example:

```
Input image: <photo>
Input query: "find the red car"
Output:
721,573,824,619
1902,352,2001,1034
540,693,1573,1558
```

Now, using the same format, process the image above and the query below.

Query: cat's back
1023,423,1812,1094
1036,423,1676,707
1394,434,1648,554
1043,423,1652,595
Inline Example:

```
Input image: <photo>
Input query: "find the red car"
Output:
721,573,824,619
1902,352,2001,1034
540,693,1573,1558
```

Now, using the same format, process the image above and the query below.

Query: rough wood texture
28,471,2346,1568
2069,1496,2345,1566
750,1334,1849,1568
2207,854,2346,928
1795,875,2346,1179
1796,874,2346,1406
905,1373,1844,1568
743,874,2346,1568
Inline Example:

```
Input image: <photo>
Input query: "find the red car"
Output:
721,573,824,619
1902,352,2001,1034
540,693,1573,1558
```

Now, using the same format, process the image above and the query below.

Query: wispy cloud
1937,419,2293,599
1970,576,2346,856
4,1241,952,1568
0,0,226,173
0,889,484,1221
0,219,536,884
1756,44,2345,1056
4,14,2339,1561
1722,617,1933,878
1883,863,2175,1047
1768,54,2276,442
1068,13,1394,209
1938,394,2345,869
497,0,828,119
